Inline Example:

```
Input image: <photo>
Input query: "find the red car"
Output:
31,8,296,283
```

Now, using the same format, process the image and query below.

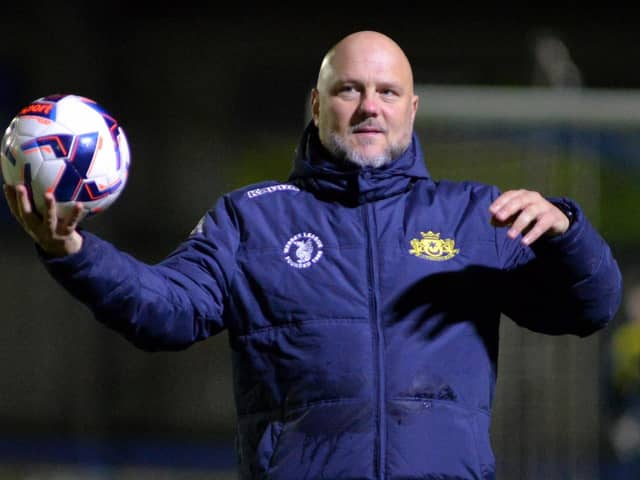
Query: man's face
312,35,419,168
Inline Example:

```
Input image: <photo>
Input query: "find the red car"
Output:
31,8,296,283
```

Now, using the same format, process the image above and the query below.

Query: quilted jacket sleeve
41,195,240,351
497,196,623,337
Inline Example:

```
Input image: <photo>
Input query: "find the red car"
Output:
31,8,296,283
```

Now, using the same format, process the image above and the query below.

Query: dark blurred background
2,4,640,479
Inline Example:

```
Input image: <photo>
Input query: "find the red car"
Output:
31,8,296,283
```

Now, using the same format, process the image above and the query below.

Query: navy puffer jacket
44,123,622,479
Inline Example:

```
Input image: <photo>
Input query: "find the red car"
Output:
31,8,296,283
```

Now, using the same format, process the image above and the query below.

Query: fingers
519,214,557,246
43,192,58,234
57,202,84,236
4,184,31,233
3,184,20,220
489,189,570,245
489,189,523,219
489,189,534,227
15,184,33,216
11,185,46,244
505,196,544,240
15,184,46,233
4,184,85,255
7,184,34,229
41,192,85,237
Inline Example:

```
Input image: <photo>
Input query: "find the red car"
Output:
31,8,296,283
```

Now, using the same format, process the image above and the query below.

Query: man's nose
358,90,380,116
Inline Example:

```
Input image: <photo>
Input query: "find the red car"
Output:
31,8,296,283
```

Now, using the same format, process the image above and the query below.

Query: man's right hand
3,184,84,257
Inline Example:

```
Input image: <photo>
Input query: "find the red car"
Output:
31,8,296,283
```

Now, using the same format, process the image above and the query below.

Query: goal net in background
414,84,640,480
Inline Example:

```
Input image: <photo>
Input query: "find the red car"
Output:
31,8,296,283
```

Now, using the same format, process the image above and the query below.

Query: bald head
311,31,419,168
317,31,415,94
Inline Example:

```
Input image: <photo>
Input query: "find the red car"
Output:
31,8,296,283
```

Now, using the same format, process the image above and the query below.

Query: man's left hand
489,189,570,245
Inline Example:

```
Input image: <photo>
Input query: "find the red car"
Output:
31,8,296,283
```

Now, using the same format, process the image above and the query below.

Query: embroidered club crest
283,232,324,269
409,231,459,261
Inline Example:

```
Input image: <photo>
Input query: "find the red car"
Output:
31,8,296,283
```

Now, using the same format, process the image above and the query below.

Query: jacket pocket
265,420,285,473
236,415,284,480
470,410,496,480
264,399,377,479
386,398,489,479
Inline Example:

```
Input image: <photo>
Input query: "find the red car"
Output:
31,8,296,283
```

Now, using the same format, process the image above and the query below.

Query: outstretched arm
4,184,238,350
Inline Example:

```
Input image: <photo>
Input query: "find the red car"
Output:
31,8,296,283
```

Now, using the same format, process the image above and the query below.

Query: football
1,94,130,219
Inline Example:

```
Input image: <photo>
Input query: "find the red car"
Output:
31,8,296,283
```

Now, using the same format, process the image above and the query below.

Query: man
4,31,622,479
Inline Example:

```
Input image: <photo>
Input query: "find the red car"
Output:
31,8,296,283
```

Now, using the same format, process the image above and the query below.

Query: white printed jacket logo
190,216,205,236
247,184,299,198
283,233,324,269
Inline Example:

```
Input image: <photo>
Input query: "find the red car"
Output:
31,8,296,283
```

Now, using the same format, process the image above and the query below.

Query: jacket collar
288,122,431,205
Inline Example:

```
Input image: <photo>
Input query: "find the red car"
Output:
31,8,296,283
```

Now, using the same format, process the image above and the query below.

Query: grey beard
326,132,403,169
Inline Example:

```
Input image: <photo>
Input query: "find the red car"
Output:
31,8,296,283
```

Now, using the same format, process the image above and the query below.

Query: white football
1,94,130,218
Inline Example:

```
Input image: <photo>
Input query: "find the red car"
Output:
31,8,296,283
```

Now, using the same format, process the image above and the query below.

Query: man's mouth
352,124,385,134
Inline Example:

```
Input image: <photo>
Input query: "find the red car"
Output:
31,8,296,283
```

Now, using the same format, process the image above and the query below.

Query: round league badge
283,232,324,269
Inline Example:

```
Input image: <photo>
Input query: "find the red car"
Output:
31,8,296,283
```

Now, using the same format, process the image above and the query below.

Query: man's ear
411,94,419,123
311,88,320,126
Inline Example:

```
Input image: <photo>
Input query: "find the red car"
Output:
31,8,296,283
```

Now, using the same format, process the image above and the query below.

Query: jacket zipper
364,203,385,479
